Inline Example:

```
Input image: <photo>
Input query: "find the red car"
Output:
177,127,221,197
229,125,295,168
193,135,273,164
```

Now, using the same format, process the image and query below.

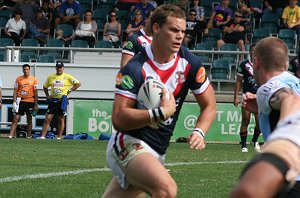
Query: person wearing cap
28,7,50,44
9,64,38,139
39,61,81,140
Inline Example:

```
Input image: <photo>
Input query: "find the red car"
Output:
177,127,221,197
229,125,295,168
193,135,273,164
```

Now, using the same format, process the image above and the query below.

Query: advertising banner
72,101,263,142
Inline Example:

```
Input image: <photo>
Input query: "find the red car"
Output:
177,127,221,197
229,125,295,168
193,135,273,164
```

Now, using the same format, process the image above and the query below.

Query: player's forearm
194,104,216,134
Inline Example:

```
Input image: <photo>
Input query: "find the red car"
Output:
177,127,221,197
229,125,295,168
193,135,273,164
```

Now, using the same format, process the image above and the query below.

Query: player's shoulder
178,46,202,66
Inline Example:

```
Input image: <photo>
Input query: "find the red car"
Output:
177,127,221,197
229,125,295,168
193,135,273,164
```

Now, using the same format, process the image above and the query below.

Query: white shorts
106,132,165,189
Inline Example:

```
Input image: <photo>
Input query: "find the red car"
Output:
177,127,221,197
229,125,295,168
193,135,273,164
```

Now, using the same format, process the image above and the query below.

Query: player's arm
234,75,243,107
120,53,133,68
68,81,81,94
112,89,176,131
188,85,216,150
242,92,258,113
269,87,294,111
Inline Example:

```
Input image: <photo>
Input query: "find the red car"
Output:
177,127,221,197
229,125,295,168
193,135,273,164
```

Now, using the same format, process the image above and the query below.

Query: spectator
204,0,233,34
126,9,145,37
66,10,97,48
131,0,155,19
9,64,38,139
54,0,81,28
39,61,81,140
282,0,300,34
50,0,63,10
0,74,2,110
217,10,246,52
188,0,205,21
115,0,139,11
263,0,287,16
12,0,40,25
41,0,54,25
288,55,300,77
183,8,205,49
103,10,122,48
28,8,50,44
120,9,154,68
4,9,26,46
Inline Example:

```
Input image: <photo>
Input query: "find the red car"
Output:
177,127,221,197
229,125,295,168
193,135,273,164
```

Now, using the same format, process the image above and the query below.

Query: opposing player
233,43,261,152
231,94,300,198
103,4,216,197
242,37,300,197
120,9,153,68
9,64,38,138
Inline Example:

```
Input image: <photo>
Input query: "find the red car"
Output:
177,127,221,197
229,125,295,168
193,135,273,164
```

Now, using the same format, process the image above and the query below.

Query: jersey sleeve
256,79,286,114
43,75,51,88
122,35,138,56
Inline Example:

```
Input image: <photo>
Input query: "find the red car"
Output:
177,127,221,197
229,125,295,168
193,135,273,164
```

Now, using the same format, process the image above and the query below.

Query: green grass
0,138,257,198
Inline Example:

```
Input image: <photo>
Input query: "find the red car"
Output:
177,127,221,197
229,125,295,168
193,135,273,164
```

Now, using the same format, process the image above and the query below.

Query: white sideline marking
0,161,247,183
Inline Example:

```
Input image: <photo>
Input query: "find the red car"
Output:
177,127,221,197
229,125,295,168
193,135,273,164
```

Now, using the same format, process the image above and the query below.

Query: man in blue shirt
54,0,81,28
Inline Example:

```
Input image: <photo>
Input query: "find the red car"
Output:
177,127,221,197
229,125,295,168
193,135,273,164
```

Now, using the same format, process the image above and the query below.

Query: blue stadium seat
95,40,113,48
278,29,297,51
37,54,56,63
55,24,74,38
259,13,279,34
21,38,39,59
70,40,89,48
211,59,230,80
251,28,271,43
45,39,64,58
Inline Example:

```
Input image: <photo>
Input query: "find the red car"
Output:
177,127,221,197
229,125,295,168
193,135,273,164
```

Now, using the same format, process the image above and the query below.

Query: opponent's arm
234,75,243,107
269,87,294,111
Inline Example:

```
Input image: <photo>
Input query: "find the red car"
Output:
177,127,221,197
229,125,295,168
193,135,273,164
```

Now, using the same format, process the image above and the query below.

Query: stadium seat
0,9,11,18
54,24,74,38
19,54,30,62
37,54,56,63
21,38,39,60
251,28,271,43
0,52,5,62
195,43,213,65
211,59,230,80
70,40,89,48
278,29,297,51
45,39,64,59
95,40,113,48
0,38,14,46
202,28,222,48
259,13,279,34
219,43,238,66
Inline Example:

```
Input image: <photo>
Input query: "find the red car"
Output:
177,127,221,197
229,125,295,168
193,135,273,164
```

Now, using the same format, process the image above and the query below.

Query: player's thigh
241,107,251,122
124,152,175,194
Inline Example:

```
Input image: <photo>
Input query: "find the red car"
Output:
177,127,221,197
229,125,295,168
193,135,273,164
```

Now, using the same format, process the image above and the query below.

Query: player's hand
241,92,258,113
12,102,18,113
187,133,206,150
160,89,176,119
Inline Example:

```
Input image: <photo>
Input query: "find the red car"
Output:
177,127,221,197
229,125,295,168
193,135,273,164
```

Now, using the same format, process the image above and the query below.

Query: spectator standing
39,61,81,140
54,0,81,28
217,10,246,52
66,10,97,48
120,9,153,68
4,9,26,46
103,4,216,197
28,8,50,44
9,64,38,139
183,8,205,49
12,0,40,25
233,44,261,153
126,9,145,37
103,11,122,48
282,0,300,34
204,0,233,34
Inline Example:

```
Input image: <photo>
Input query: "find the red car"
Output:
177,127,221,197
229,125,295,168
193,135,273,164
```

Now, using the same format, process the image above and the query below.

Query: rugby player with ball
103,4,216,198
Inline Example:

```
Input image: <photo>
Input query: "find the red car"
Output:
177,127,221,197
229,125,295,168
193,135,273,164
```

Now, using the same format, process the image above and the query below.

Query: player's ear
152,23,160,34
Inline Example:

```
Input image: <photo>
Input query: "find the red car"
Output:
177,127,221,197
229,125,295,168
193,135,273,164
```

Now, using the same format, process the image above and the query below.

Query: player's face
155,16,186,54
22,67,30,77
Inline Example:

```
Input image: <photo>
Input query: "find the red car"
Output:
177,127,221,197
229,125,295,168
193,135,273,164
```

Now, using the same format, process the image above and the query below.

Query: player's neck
151,44,174,64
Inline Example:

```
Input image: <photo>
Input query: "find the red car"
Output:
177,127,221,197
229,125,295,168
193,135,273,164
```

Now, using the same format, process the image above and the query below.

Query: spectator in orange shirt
9,64,38,139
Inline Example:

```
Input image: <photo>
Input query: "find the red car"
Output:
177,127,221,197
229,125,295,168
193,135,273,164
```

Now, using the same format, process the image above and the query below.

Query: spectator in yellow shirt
282,0,300,34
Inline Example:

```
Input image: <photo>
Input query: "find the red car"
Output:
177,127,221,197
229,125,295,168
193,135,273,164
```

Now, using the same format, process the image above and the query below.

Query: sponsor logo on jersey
125,41,133,49
121,75,134,89
196,67,206,83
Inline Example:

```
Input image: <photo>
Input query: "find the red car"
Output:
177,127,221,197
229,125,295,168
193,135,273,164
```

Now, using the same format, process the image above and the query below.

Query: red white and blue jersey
115,45,210,154
236,59,258,94
122,28,152,57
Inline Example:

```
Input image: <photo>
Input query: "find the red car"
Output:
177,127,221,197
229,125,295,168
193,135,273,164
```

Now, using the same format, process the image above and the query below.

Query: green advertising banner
73,101,264,142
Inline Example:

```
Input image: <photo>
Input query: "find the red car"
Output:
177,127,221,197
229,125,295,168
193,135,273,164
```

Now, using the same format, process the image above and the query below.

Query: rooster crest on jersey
137,79,166,109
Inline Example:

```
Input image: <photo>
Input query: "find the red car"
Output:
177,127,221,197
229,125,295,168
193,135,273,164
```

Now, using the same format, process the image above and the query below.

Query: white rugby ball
137,79,166,109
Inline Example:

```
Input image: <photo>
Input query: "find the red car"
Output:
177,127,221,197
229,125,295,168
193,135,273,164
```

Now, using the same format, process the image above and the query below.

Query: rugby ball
137,79,166,109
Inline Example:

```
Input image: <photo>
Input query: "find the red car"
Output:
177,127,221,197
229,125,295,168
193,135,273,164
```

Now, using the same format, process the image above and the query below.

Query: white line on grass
0,160,247,183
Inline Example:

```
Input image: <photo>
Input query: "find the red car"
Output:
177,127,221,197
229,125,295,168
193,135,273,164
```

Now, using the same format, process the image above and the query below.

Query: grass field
0,138,258,198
